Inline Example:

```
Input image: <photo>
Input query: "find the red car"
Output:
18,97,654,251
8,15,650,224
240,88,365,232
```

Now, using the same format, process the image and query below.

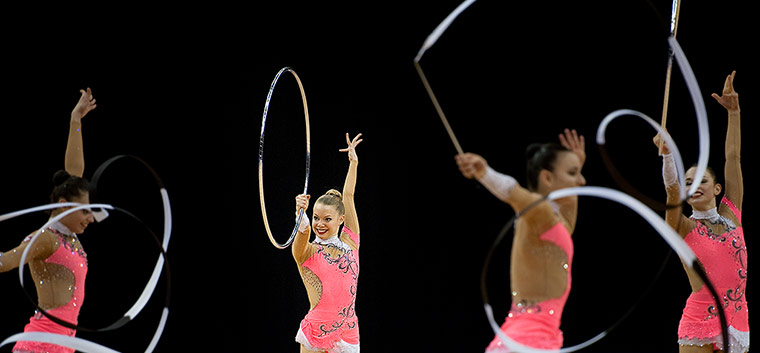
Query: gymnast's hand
653,131,672,155
295,194,311,215
71,88,97,121
711,70,739,112
559,128,585,167
340,133,363,163
456,152,487,179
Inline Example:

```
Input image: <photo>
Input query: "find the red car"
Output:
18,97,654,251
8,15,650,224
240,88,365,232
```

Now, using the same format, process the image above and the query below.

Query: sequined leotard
486,221,574,352
13,222,87,353
294,226,360,353
677,197,749,352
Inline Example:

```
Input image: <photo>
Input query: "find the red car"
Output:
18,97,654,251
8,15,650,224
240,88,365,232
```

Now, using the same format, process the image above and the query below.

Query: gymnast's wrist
478,166,516,200
662,153,678,187
296,211,310,233
477,166,496,182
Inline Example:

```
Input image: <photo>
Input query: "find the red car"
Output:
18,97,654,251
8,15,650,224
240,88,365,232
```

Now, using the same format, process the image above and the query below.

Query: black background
0,1,757,352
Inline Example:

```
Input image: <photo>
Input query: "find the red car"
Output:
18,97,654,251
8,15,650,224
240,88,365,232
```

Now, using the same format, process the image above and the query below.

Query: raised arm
65,88,97,177
653,133,694,237
340,133,362,235
557,128,586,229
711,71,743,209
292,194,312,264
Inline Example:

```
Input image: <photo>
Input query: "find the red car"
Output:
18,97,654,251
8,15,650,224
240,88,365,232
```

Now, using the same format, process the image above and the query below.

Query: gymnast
0,88,97,353
655,71,748,353
456,129,586,351
292,133,362,353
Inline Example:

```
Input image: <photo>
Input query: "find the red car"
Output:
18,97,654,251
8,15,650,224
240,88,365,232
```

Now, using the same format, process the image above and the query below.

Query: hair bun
52,170,71,186
325,189,343,201
525,143,543,160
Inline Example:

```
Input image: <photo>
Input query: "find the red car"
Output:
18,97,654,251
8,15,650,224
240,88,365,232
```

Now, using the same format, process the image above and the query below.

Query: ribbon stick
414,0,476,155
413,62,464,155
658,0,682,154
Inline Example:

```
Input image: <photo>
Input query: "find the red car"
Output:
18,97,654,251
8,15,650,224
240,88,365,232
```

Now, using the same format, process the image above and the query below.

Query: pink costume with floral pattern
13,224,87,353
677,197,749,352
486,221,573,352
295,226,360,353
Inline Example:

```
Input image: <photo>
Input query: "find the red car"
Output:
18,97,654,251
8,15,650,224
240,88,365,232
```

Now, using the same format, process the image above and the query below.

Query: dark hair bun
525,143,543,160
52,170,71,187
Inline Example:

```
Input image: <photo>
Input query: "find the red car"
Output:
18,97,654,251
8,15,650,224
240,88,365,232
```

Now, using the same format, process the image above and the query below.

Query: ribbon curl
1,155,173,352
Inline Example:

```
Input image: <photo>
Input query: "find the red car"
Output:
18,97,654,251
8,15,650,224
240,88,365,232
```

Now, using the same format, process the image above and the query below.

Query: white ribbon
0,193,172,352
414,0,477,62
486,186,697,353
488,36,711,353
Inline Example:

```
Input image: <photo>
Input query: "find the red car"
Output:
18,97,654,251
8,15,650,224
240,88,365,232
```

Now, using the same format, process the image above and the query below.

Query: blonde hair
315,189,345,215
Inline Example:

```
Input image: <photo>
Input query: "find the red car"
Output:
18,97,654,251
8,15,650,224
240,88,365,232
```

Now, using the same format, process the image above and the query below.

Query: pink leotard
13,226,87,353
677,198,749,351
486,221,574,352
296,227,360,353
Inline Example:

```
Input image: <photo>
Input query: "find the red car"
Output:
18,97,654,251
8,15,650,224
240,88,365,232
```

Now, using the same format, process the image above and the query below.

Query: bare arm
65,88,97,177
340,133,362,235
456,130,586,220
712,71,743,209
0,232,57,273
455,153,543,213
456,153,561,237
557,128,586,231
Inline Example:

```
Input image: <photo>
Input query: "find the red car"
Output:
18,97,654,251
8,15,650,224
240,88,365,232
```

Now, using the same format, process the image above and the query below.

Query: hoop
259,67,311,249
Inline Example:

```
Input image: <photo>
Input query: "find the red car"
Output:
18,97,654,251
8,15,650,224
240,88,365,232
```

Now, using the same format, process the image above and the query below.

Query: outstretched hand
711,70,739,112
72,88,97,121
340,133,363,162
455,152,487,179
558,128,585,166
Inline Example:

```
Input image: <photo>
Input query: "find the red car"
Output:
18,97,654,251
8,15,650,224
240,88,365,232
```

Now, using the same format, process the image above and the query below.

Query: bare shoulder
340,229,359,251
292,240,317,265
24,229,60,260
518,200,562,240
718,202,742,227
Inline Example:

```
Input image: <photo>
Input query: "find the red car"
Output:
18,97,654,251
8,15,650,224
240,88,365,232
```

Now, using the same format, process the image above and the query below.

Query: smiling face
312,202,345,240
685,166,721,211
58,192,95,234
